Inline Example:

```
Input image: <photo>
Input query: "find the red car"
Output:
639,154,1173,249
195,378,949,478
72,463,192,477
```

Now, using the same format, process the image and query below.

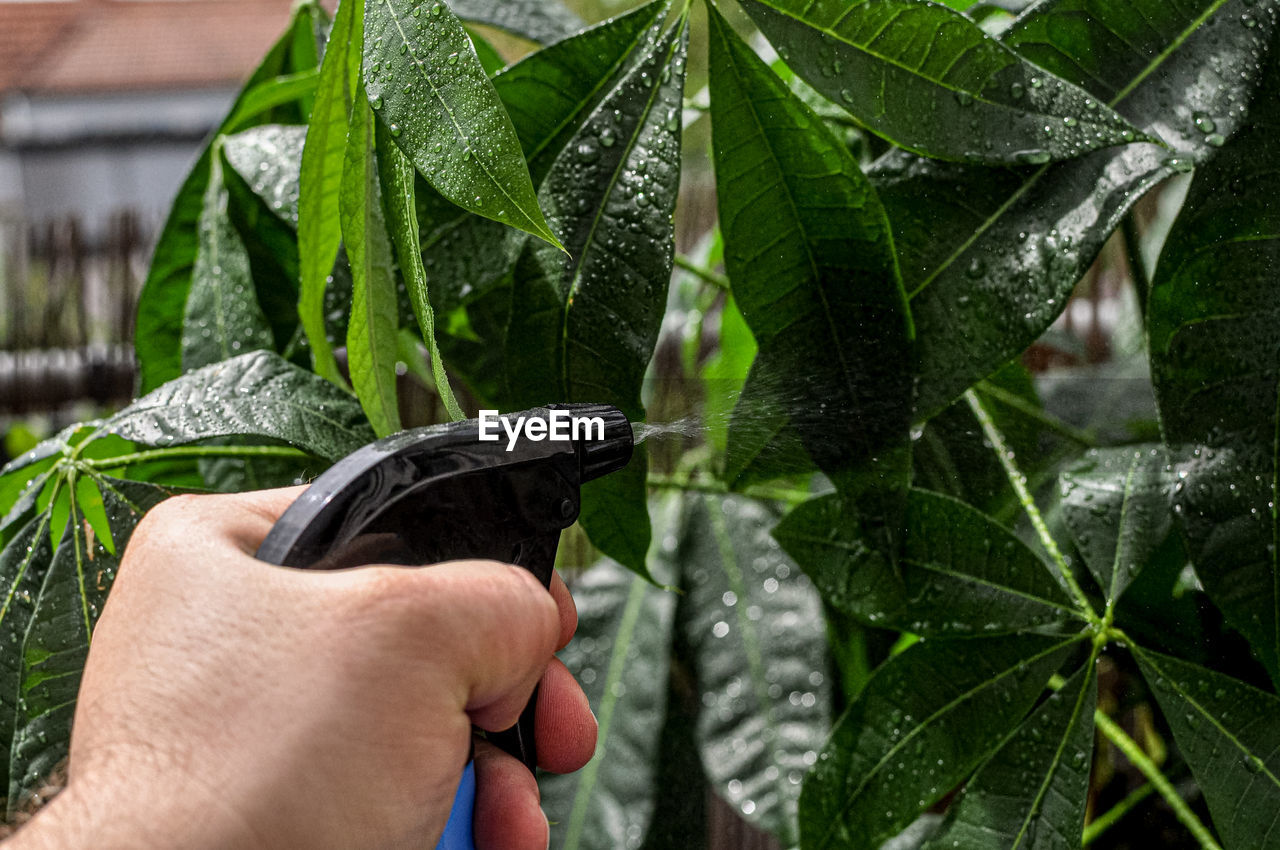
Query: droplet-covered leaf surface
799,634,1079,850
707,4,913,522
1136,647,1280,850
1149,49,1280,682
540,525,678,850
504,19,688,575
363,0,560,247
1059,446,1176,606
923,664,1096,850
876,0,1277,419
774,489,1080,637
739,0,1145,165
445,0,583,45
181,154,276,374
679,495,831,843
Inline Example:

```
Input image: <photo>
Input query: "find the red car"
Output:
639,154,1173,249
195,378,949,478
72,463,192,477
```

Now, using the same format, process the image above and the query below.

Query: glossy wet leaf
679,495,830,842
135,6,319,391
377,123,464,421
875,0,1277,419
541,523,678,850
1167,446,1280,684
1148,51,1280,681
504,20,688,573
299,0,359,385
342,96,401,437
738,0,1144,166
224,126,305,230
1135,646,1280,850
774,489,1079,636
923,663,1096,850
708,4,913,521
1059,446,1176,606
4,477,170,813
180,152,276,373
94,351,374,462
422,2,669,316
915,363,1067,523
799,634,1079,850
363,0,560,248
447,0,582,45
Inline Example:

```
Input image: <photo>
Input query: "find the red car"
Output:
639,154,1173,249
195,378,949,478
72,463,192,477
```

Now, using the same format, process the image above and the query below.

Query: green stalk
82,445,311,470
964,390,1098,622
674,255,730,291
1082,782,1155,845
646,472,810,505
1094,711,1222,850
975,380,1099,448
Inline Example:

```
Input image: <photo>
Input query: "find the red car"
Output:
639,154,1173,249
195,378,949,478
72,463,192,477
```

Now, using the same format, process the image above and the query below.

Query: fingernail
544,812,551,850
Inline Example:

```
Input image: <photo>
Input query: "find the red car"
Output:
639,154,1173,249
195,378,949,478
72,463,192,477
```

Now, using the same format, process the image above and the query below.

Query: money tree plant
1,0,1279,847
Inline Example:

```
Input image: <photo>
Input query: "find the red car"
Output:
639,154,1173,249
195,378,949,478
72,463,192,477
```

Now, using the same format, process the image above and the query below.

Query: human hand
9,487,596,850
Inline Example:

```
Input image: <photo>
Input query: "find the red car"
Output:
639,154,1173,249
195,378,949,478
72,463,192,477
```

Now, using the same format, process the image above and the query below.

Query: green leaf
1149,48,1280,682
1167,446,1280,684
1135,646,1280,850
700,295,756,455
707,5,913,518
466,26,506,75
92,351,374,462
503,19,688,573
799,634,1079,850
1058,446,1175,607
774,489,1080,637
180,151,276,373
223,125,306,228
723,361,813,489
915,364,1072,522
5,477,170,814
135,5,317,392
0,512,53,814
738,0,1145,166
342,97,402,437
363,0,562,248
420,1,669,320
225,68,321,134
875,0,1277,420
923,663,1096,850
447,0,583,45
299,0,359,386
377,123,465,421
679,494,831,844
540,513,679,850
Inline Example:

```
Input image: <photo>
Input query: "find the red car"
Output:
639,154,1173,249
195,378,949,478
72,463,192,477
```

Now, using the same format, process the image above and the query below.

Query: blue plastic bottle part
435,762,476,850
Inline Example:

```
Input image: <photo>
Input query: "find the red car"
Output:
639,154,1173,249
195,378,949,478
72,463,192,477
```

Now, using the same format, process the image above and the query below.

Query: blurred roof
0,0,300,96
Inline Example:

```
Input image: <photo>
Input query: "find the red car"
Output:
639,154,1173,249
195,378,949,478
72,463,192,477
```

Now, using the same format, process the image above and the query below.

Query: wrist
4,774,263,850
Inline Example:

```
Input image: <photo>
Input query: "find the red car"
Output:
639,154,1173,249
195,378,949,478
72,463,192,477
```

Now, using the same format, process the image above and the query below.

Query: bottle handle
434,761,477,850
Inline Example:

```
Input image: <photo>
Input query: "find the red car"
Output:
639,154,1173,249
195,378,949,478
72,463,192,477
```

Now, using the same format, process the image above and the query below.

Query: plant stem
674,255,730,291
646,472,809,505
964,390,1097,620
1083,782,1156,845
975,380,1099,448
83,445,311,470
1093,710,1222,850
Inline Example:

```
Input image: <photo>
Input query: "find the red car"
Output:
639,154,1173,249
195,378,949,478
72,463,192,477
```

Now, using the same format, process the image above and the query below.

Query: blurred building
0,0,299,239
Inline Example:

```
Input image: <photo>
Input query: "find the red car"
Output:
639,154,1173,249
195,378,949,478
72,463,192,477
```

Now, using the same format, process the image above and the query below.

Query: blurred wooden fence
0,211,144,414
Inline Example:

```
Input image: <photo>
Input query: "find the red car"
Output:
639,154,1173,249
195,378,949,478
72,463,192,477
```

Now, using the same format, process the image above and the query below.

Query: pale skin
5,487,597,850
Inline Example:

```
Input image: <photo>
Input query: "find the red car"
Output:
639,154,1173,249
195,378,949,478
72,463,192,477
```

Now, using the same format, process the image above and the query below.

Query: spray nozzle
548,402,634,481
